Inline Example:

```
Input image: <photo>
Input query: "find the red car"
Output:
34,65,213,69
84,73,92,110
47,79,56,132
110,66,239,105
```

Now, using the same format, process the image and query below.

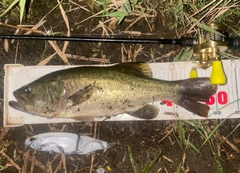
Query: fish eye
29,137,36,142
24,86,31,93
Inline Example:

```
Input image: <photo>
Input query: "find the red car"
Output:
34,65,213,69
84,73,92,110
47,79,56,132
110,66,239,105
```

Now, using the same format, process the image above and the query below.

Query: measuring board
4,60,240,127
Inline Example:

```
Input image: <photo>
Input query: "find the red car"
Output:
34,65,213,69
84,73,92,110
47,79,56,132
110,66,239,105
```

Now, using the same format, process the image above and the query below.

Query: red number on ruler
217,91,228,104
161,91,228,106
161,100,173,106
206,91,228,105
206,96,215,105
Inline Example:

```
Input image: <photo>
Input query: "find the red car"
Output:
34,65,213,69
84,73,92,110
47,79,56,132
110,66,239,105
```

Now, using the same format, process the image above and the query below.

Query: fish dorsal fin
115,63,152,77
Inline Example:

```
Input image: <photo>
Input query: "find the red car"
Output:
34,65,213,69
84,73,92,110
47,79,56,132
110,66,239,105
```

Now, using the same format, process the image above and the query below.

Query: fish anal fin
129,104,159,119
67,83,101,107
115,63,152,77
175,98,209,117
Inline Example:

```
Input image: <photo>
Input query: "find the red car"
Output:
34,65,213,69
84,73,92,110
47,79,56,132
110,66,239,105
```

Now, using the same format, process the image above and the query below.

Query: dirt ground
1,1,240,173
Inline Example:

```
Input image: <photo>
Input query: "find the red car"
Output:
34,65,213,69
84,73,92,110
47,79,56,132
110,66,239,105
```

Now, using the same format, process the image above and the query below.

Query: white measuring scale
3,60,240,127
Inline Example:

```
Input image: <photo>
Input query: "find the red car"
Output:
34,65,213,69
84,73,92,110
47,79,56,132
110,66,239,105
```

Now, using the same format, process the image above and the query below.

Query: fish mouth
9,101,25,112
10,91,33,112
25,137,36,146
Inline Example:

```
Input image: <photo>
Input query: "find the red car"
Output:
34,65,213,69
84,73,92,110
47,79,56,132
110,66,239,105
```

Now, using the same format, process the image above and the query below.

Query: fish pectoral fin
67,83,101,107
129,104,159,119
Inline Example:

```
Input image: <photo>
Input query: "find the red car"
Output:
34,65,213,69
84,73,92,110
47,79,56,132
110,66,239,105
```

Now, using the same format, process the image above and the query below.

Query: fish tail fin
174,77,217,117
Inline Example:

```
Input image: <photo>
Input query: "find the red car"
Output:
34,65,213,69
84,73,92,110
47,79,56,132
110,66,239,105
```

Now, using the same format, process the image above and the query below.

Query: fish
9,63,217,119
25,132,115,155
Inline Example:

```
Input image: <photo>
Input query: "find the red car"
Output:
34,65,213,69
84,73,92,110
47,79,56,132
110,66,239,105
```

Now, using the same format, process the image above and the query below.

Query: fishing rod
0,32,239,48
1,23,240,85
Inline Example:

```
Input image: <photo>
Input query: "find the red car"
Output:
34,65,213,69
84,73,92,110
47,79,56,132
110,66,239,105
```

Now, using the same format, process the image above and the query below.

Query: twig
68,0,90,12
14,40,20,63
60,124,67,132
0,22,42,33
38,53,57,66
222,136,240,153
162,155,173,163
1,151,21,171
116,151,127,166
158,128,174,144
189,0,217,19
61,154,67,173
64,54,110,63
187,0,223,33
57,0,70,54
48,41,70,64
30,150,36,173
54,154,63,173
147,50,175,62
0,127,12,141
22,148,30,173
48,160,53,173
89,122,98,173
50,154,61,164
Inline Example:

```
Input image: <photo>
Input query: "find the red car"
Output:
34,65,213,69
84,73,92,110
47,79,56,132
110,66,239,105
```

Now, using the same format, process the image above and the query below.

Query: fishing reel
189,23,240,85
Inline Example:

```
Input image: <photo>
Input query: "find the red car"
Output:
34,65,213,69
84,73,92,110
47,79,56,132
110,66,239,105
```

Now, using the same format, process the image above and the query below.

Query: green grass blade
174,48,184,61
102,11,128,17
125,0,132,12
19,0,26,23
184,120,207,140
220,123,240,145
133,0,138,4
174,47,192,61
191,18,225,37
174,163,181,173
200,119,227,149
186,140,201,154
178,121,185,146
3,0,7,5
198,23,225,37
142,150,163,173
118,15,125,24
0,0,19,18
128,146,139,173
213,154,224,173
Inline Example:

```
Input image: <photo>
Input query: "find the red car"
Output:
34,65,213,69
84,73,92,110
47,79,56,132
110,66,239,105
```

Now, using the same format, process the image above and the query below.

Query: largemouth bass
9,63,217,119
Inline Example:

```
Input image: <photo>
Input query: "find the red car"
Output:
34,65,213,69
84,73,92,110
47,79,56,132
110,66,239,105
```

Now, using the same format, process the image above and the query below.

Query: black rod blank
0,34,198,46
2,34,240,48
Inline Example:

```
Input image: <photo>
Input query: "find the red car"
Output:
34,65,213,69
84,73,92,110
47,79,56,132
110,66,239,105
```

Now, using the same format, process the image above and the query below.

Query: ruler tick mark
234,67,240,110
